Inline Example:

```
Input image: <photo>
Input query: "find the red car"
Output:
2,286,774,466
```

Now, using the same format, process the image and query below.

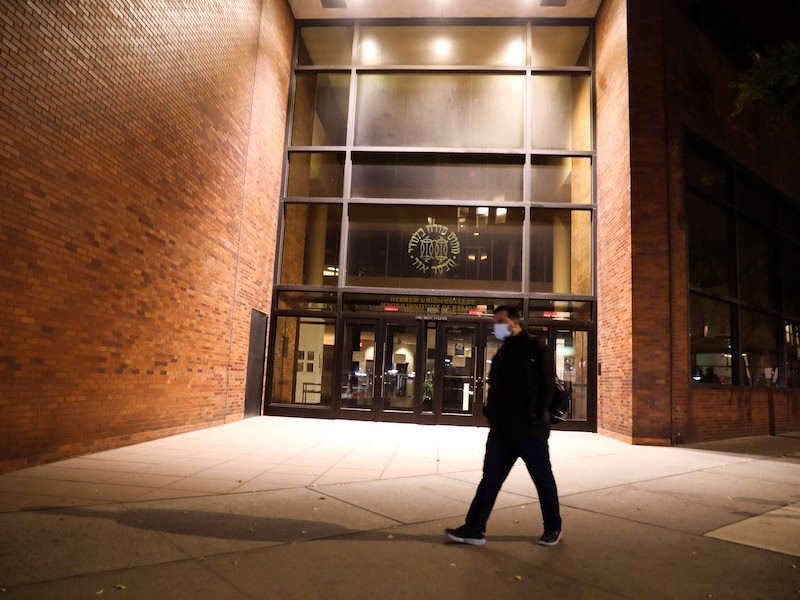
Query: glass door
340,321,377,413
382,323,418,415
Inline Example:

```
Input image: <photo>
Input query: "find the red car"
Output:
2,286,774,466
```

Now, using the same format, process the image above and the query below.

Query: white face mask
493,323,511,341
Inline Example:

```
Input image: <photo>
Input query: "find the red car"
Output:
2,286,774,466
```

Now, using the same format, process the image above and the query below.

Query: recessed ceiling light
434,39,450,56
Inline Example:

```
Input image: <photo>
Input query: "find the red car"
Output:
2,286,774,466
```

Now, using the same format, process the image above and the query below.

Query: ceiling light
434,39,450,56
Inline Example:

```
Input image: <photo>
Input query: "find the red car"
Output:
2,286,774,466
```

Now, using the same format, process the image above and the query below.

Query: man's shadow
30,505,525,544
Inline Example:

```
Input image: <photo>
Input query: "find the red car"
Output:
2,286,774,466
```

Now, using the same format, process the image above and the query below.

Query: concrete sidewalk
1,417,799,599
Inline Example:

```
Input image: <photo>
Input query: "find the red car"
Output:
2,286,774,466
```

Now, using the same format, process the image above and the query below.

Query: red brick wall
0,0,294,472
595,0,634,441
662,2,800,442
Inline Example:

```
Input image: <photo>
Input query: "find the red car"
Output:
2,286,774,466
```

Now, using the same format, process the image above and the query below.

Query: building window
271,316,336,405
279,203,342,286
685,134,799,387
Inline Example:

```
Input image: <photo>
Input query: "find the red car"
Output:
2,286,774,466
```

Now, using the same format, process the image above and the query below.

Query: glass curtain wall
686,135,800,387
271,21,596,415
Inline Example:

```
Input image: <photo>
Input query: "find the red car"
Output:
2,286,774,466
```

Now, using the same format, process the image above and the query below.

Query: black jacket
484,332,555,435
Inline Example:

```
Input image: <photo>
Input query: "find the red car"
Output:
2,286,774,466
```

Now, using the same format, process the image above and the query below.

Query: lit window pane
270,317,336,406
530,209,592,294
689,294,732,384
347,205,523,291
287,152,345,197
356,74,524,148
531,156,592,203
531,26,590,67
358,25,526,66
784,243,800,320
292,74,350,146
280,204,342,286
352,153,523,201
531,75,592,150
297,26,354,66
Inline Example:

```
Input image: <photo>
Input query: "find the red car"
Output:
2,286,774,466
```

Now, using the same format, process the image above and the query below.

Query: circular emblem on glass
407,223,460,274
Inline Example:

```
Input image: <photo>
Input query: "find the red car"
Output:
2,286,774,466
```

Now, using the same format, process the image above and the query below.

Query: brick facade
0,0,294,472
595,0,800,444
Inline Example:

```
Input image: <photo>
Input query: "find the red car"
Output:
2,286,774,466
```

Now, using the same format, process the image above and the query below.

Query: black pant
465,427,562,533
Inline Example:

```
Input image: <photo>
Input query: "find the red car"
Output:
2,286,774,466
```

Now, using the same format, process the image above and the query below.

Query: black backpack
523,337,571,423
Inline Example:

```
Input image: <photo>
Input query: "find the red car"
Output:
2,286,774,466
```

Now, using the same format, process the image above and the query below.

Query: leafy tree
733,42,800,125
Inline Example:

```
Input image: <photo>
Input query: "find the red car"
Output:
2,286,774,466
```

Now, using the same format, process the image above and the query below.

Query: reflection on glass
531,75,591,150
737,219,777,310
529,301,592,321
358,25,526,66
341,323,376,409
740,308,778,387
280,203,342,286
531,26,590,67
686,192,732,296
785,322,800,389
784,243,800,320
555,329,589,421
277,291,337,311
684,140,728,202
271,317,335,405
297,26,354,66
383,324,417,411
531,156,592,204
356,74,524,148
442,325,476,414
423,323,436,413
292,73,350,147
352,153,523,201
689,294,732,384
347,205,524,291
287,153,345,197
530,209,592,294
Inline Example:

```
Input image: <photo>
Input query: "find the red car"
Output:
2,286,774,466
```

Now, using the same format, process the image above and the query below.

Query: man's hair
493,305,521,321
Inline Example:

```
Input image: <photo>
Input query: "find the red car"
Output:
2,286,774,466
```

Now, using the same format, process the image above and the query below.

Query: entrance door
337,318,489,424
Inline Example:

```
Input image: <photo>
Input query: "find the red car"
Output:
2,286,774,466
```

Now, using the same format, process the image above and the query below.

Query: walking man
445,305,563,547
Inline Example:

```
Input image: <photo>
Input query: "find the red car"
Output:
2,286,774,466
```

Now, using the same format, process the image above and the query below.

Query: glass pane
784,243,800,320
737,219,777,309
686,192,732,296
735,171,776,225
287,152,345,197
531,156,592,204
781,201,800,237
786,322,800,389
270,317,335,405
355,74,524,148
343,294,505,317
555,329,589,421
352,153,523,201
484,324,502,409
442,325,476,414
341,323,376,409
530,209,592,294
529,301,592,321
383,324,417,412
358,25,526,66
297,26,354,66
291,73,350,146
530,26,590,67
280,203,342,286
423,323,436,413
689,294,732,384
277,291,337,311
347,205,524,291
684,139,728,202
740,308,778,387
531,75,592,151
